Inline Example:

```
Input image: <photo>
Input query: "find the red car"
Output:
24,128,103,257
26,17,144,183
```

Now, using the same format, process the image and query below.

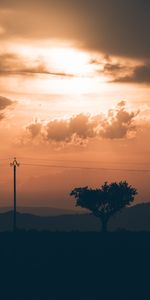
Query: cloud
69,114,97,139
46,114,98,143
0,113,4,120
46,120,71,142
26,122,42,139
1,0,150,60
23,103,138,146
0,53,74,77
104,63,124,74
100,103,138,139
114,64,150,84
0,53,25,75
25,114,98,145
0,96,16,121
0,96,15,110
102,62,130,79
96,58,150,85
0,53,20,70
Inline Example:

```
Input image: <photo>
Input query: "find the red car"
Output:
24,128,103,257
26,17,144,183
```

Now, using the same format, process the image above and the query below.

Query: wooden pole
10,158,19,232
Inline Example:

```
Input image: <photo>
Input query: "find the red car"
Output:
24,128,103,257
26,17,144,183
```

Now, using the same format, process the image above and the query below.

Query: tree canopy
70,181,137,232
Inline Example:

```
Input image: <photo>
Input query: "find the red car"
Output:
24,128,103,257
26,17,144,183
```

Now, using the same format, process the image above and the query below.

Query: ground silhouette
0,231,149,299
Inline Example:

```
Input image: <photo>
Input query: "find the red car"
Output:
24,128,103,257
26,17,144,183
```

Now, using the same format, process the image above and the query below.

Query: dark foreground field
0,231,150,300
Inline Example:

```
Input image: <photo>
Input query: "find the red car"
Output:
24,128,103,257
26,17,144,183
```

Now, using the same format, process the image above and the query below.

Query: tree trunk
101,219,108,233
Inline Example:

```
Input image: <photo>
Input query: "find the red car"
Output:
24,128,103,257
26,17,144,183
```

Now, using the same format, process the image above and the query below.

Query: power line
1,156,150,166
0,157,150,172
15,156,150,165
21,163,150,173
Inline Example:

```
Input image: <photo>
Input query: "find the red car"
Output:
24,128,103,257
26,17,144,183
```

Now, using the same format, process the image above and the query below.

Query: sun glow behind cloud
1,42,150,121
46,47,92,75
8,43,98,75
0,42,109,114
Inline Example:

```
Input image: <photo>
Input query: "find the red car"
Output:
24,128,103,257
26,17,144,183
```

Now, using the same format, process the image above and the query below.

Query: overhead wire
11,156,150,166
21,163,150,173
0,158,150,173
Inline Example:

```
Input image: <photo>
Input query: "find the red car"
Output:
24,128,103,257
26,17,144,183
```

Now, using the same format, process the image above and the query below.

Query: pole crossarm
10,157,20,167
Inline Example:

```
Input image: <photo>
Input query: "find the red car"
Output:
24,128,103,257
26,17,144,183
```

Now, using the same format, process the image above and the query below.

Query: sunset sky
0,0,150,209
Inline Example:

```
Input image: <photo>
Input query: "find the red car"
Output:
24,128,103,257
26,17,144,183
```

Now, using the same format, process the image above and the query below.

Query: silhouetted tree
70,181,137,232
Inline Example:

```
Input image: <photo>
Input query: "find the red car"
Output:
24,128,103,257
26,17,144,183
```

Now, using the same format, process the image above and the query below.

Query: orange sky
0,0,150,209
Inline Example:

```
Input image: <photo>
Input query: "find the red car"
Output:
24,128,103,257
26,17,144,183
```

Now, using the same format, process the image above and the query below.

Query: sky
0,0,150,209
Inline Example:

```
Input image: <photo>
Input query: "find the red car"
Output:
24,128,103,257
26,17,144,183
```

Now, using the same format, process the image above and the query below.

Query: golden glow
47,47,91,75
9,43,101,76
2,43,108,108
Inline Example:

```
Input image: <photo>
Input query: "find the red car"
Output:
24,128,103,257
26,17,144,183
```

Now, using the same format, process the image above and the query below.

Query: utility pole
10,157,20,232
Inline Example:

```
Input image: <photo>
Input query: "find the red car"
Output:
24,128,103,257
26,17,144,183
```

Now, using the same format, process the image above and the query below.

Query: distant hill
0,206,83,216
0,202,150,231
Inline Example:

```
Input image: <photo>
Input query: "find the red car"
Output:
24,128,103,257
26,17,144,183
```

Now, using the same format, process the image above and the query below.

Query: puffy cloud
46,120,70,142
45,114,99,143
25,114,98,145
100,103,138,139
1,0,150,60
24,103,138,146
26,122,42,139
69,114,97,139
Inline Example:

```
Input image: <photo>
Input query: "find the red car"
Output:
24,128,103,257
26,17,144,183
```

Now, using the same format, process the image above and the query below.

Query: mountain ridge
0,202,150,231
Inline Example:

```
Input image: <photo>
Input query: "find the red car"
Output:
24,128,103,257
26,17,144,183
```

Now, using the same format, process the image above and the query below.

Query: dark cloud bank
115,64,150,84
1,0,150,60
1,1,150,84
101,61,150,84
